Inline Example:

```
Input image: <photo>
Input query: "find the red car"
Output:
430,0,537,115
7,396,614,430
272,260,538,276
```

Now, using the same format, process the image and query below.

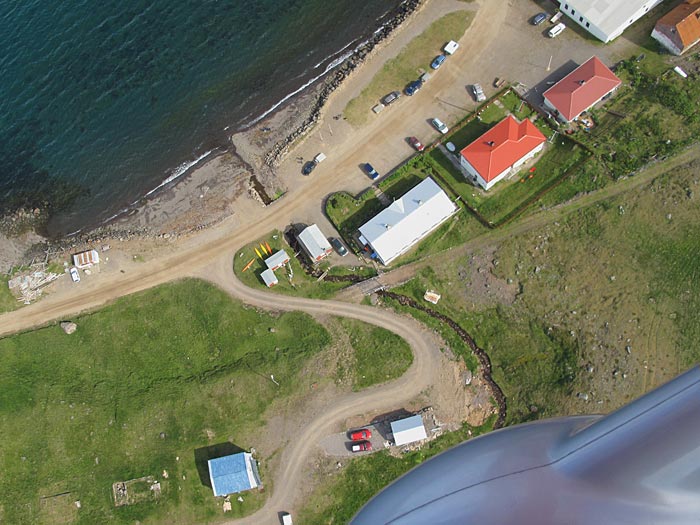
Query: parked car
408,136,425,152
404,80,422,96
69,267,80,283
431,118,449,135
471,83,486,102
330,237,348,257
363,163,379,180
548,22,566,38
350,428,372,441
302,161,316,175
281,513,293,525
351,441,372,453
430,54,446,70
382,91,401,105
531,12,547,25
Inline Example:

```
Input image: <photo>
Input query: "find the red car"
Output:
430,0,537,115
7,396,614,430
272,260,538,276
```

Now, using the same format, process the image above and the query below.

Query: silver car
472,83,486,102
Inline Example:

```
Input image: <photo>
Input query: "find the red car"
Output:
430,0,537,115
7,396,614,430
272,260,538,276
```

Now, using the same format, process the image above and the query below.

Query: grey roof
265,249,290,270
297,224,331,260
564,0,662,39
391,415,428,446
352,366,700,524
261,268,278,287
358,178,457,265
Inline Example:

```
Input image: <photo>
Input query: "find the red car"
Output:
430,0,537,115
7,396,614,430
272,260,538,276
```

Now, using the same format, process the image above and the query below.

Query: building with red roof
543,56,621,123
652,0,700,56
459,116,546,191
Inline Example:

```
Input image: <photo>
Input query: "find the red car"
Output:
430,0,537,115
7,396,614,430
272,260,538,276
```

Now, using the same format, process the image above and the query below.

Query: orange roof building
459,116,546,191
543,56,621,123
652,0,700,56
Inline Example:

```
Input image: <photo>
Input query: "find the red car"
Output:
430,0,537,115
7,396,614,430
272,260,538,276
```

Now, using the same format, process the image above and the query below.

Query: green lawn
0,276,18,313
344,11,475,126
500,90,534,121
325,191,384,245
336,318,413,390
298,417,495,524
233,230,376,299
0,279,331,524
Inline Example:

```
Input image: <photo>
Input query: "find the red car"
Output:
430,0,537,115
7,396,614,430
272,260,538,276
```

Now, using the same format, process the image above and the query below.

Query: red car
408,136,425,152
351,441,372,453
350,428,372,441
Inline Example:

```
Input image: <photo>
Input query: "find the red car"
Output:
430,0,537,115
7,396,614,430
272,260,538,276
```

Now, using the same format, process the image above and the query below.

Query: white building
72,249,100,269
460,116,546,191
264,249,290,271
391,415,428,446
261,268,278,287
358,177,457,266
297,224,332,262
557,0,663,43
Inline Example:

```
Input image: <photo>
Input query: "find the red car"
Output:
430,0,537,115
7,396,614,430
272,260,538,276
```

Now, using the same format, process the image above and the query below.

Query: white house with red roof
543,56,621,123
460,116,546,191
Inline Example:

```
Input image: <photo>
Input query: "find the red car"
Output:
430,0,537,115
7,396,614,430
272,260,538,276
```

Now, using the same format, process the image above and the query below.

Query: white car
472,83,486,102
432,118,449,135
548,22,566,38
69,267,80,283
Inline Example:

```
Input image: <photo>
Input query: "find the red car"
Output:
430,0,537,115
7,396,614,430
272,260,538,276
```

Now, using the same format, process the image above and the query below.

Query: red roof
460,116,546,183
654,0,700,54
543,56,621,121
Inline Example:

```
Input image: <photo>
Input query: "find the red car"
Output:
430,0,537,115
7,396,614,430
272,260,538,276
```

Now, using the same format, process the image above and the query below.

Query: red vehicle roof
543,56,621,121
460,116,546,183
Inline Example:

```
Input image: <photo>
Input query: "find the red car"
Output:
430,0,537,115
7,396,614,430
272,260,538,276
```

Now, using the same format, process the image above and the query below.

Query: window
579,16,583,22
586,21,590,28
572,9,576,15
564,4,569,10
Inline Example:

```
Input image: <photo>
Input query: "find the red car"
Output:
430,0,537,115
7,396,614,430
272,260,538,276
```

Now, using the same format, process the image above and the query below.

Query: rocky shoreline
264,0,423,168
1,0,425,272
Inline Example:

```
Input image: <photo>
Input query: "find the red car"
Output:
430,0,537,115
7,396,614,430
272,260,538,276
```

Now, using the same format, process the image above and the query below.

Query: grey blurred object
352,366,700,524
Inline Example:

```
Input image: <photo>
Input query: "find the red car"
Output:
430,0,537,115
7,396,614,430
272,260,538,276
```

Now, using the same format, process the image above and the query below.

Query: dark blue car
404,80,422,96
531,12,547,25
364,163,379,180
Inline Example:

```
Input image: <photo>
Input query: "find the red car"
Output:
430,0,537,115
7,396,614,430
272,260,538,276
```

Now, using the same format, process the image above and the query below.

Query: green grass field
336,318,413,390
0,279,332,524
298,417,495,523
0,276,18,313
344,11,475,126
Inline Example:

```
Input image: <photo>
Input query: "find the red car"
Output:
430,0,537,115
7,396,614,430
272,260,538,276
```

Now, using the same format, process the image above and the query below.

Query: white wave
246,49,354,128
312,39,354,69
373,24,385,35
144,149,214,198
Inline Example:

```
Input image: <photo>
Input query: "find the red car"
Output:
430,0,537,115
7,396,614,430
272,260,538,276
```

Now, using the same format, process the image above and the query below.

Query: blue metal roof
208,452,259,497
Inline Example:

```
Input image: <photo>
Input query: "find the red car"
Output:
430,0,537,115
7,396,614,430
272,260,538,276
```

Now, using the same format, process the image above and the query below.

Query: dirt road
196,256,453,524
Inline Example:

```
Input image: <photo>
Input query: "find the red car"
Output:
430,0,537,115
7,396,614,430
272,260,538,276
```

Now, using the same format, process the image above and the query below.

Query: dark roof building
652,0,700,55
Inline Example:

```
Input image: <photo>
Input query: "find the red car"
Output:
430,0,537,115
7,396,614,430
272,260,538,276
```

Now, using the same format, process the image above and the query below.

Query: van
548,23,566,38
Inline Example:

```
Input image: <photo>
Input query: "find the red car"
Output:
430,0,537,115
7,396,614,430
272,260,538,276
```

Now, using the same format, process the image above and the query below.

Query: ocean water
0,0,401,236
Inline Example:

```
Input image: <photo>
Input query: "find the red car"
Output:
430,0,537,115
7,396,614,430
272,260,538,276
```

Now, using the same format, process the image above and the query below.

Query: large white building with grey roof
557,0,663,43
358,177,457,266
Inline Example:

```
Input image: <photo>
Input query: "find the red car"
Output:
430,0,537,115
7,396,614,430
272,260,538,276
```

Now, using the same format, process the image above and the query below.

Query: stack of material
8,269,60,304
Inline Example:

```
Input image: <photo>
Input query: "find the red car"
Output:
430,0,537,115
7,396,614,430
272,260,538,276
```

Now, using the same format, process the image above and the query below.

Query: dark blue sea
0,0,400,236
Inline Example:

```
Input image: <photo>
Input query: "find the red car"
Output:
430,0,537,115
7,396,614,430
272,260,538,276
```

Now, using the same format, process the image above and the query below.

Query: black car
404,80,422,96
531,12,547,25
330,237,348,256
302,161,316,175
382,91,401,105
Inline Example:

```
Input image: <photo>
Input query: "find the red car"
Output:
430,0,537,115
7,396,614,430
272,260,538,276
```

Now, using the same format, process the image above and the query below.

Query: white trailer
443,40,459,55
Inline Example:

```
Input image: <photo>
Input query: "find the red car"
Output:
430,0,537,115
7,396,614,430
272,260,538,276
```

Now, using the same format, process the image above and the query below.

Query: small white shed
264,250,290,271
443,40,459,55
391,415,428,446
261,269,278,287
72,249,100,269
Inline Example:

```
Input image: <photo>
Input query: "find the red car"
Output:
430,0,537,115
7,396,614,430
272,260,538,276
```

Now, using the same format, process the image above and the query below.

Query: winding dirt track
198,257,446,524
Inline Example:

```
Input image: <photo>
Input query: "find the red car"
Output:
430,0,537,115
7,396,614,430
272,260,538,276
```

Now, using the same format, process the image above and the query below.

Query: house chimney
416,199,423,206
384,223,392,230
487,141,495,147
578,79,586,85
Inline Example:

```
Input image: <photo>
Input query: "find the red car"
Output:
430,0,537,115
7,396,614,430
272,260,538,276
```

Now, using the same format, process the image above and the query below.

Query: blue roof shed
208,452,261,497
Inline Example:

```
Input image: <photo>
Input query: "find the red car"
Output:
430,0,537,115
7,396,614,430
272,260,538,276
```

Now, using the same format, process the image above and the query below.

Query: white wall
560,0,662,42
460,143,544,191
651,28,682,55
